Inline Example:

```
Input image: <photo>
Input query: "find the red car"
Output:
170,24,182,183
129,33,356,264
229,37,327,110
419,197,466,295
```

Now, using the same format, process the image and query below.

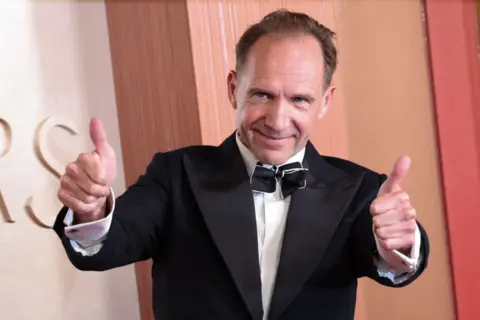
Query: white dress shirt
64,136,421,319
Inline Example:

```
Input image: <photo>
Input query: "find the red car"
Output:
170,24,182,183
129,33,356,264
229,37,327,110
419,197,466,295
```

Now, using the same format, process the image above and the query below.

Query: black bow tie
251,162,308,198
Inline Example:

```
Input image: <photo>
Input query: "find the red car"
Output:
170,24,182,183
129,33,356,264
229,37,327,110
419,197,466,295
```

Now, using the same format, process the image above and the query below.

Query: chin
256,149,292,166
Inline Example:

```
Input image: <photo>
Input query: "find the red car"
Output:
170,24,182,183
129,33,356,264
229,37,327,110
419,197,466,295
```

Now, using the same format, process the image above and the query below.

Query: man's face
228,34,335,165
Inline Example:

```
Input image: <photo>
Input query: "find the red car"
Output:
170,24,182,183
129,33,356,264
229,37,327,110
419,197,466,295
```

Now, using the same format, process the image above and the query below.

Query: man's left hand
370,155,417,254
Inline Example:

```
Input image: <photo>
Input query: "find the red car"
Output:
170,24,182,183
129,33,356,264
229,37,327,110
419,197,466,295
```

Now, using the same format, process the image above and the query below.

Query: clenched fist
57,117,117,224
371,155,417,253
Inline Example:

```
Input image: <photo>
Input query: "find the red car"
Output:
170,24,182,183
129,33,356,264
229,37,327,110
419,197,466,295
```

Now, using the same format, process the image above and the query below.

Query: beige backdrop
0,1,139,319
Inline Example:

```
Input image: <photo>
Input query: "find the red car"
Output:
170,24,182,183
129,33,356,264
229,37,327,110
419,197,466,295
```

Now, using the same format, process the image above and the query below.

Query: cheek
238,104,265,127
291,111,316,137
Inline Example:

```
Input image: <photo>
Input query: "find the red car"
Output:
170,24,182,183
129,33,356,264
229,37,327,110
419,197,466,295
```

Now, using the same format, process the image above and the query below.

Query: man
54,9,429,320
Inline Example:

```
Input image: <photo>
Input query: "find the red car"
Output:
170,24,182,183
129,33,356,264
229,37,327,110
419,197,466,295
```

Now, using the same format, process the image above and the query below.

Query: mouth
254,130,288,140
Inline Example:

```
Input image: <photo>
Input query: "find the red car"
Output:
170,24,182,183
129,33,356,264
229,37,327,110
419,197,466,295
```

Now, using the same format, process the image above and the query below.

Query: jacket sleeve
53,152,170,271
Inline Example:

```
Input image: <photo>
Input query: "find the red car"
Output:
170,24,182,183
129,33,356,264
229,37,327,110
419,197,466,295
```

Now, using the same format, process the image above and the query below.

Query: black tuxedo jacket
54,133,429,320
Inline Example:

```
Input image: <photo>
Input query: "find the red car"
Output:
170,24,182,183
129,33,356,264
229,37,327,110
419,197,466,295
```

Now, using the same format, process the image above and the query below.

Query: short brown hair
235,9,337,88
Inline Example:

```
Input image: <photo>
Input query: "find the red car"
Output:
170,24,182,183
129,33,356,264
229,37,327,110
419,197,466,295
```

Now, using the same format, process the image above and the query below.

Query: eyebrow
246,86,273,96
247,86,316,100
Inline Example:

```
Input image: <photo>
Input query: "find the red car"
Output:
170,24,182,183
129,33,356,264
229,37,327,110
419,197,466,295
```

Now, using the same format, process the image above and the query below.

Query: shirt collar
235,132,306,178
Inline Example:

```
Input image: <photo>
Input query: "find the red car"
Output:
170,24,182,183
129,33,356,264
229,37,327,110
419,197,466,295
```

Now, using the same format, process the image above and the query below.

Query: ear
317,85,336,120
227,70,238,110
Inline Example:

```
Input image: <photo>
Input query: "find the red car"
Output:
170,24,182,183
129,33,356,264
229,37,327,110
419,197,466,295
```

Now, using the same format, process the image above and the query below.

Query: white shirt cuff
374,223,422,281
63,188,115,256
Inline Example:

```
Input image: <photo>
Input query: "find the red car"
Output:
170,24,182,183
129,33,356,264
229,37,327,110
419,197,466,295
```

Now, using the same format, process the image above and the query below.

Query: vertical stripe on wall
424,0,480,319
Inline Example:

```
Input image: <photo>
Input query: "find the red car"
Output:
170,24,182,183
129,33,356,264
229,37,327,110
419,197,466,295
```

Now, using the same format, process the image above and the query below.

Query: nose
264,99,288,131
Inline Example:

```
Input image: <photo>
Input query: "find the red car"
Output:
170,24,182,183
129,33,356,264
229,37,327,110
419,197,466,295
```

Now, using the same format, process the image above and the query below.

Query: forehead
241,34,325,87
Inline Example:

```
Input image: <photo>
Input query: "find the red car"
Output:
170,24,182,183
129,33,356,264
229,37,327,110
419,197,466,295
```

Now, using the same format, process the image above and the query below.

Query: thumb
379,155,411,195
89,117,111,158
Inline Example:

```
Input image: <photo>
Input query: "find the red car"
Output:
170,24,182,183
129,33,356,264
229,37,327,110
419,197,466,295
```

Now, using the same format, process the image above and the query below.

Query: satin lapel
183,134,263,320
268,143,365,320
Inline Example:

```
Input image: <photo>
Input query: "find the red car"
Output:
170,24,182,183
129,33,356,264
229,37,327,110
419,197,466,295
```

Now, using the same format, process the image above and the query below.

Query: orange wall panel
339,1,455,319
105,1,202,319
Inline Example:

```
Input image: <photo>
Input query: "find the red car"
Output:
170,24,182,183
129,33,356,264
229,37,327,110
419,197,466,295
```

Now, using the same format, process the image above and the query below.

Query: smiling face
228,33,335,165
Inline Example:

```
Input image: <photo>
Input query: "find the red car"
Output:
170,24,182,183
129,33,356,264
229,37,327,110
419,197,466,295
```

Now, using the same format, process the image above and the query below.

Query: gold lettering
35,116,79,178
26,116,79,228
0,118,14,223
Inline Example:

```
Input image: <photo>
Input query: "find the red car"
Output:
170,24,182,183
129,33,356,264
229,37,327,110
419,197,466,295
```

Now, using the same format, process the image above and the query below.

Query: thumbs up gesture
57,117,117,223
370,156,417,253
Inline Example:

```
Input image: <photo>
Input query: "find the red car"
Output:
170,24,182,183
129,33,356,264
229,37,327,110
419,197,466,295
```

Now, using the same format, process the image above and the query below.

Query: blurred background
0,0,479,319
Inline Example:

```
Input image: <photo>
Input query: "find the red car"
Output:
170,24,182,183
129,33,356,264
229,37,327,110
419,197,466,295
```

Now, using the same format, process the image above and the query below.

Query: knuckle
376,227,387,240
402,208,415,221
398,192,409,203
85,182,98,196
57,189,65,201
77,152,89,162
60,175,68,188
383,239,395,251
97,171,107,183
88,153,101,165
370,201,380,214
100,186,110,197
92,172,106,185
372,216,381,229
83,194,96,204
407,220,417,231
65,162,76,175
407,208,417,219
60,175,73,189
378,239,388,250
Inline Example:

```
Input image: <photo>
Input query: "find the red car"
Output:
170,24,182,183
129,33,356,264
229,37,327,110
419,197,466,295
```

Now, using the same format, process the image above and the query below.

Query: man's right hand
57,117,117,224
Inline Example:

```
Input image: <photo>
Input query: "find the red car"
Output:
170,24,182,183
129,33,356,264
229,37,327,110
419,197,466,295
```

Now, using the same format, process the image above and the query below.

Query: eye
293,97,307,103
253,92,270,99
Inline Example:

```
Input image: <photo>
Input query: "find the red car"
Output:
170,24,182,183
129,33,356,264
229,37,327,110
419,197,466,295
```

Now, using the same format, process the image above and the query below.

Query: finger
65,161,109,198
375,220,417,240
370,191,410,215
379,155,411,195
77,178,111,199
89,117,110,159
60,175,97,204
373,207,415,228
377,207,416,227
377,234,416,252
65,161,92,186
57,188,103,214
65,161,82,180
76,152,107,185
59,173,77,193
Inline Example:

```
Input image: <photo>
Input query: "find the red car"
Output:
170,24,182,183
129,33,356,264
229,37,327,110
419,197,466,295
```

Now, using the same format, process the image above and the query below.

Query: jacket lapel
183,133,263,320
268,143,365,320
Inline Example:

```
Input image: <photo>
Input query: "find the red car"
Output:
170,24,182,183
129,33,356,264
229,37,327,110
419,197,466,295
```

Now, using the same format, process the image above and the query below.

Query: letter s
26,116,78,228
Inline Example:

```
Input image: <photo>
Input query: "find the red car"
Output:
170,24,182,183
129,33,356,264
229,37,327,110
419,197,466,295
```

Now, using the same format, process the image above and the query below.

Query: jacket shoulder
166,144,219,159
322,156,379,175
146,144,221,169
322,156,387,185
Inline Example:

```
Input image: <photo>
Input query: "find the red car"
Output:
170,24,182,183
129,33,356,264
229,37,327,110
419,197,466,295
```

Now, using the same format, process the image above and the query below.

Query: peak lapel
268,143,365,320
183,134,263,320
